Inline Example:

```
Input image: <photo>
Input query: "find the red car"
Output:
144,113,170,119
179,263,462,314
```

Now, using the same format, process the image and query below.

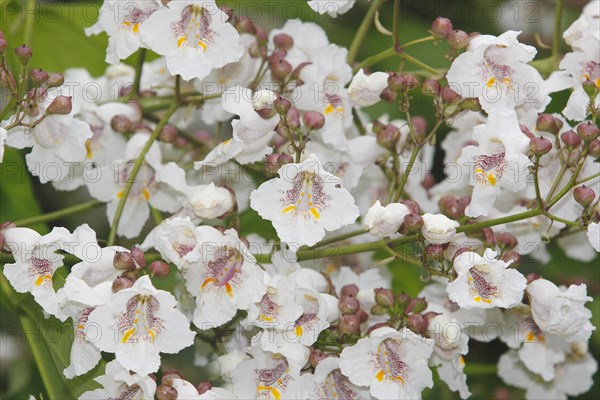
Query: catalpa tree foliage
0,0,598,399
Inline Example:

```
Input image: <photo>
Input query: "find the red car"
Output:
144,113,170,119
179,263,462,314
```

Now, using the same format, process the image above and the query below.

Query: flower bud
481,227,496,248
162,369,183,382
380,87,397,103
422,173,436,189
411,116,427,140
402,200,421,214
30,69,49,86
536,114,560,134
441,86,460,103
156,384,178,400
406,297,428,314
309,350,328,367
406,313,428,334
339,314,361,335
387,73,404,92
340,284,359,298
374,288,395,308
402,74,419,91
286,107,300,130
159,124,178,142
270,58,292,82
339,296,360,314
431,17,453,39
273,33,294,50
46,95,72,115
174,136,189,148
561,130,582,149
574,185,596,207
235,16,256,35
131,245,146,268
396,293,411,309
47,73,64,88
447,30,469,49
577,121,600,143
112,276,134,293
529,136,552,156
438,195,465,220
502,250,522,268
425,244,445,261
149,260,170,278
265,154,281,175
370,305,388,316
525,272,540,284
274,97,291,114
582,79,598,98
113,251,136,271
496,232,518,250
252,89,277,119
589,139,600,158
422,79,441,96
303,111,325,130
355,308,369,323
196,381,213,395
15,45,32,64
376,124,400,149
403,213,424,232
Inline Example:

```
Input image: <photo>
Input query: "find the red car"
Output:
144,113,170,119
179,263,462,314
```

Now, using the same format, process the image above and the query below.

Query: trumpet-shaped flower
79,359,157,399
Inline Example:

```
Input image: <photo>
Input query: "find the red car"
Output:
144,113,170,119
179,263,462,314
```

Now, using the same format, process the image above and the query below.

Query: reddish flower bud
406,313,428,334
303,111,325,130
286,107,300,129
14,44,32,64
113,251,136,271
387,73,404,92
425,244,445,261
574,185,596,207
131,245,146,268
406,297,428,314
380,87,398,103
340,284,359,298
577,121,600,143
355,308,369,323
410,116,427,139
270,58,292,82
159,124,178,142
422,79,441,96
447,30,469,49
438,195,465,220
309,350,328,367
235,16,256,35
156,384,178,400
589,139,600,158
112,276,134,293
402,74,419,90
339,296,360,314
149,260,170,278
431,17,453,39
402,200,421,214
525,272,540,284
46,95,72,115
48,72,65,87
162,369,183,382
403,213,424,232
374,288,395,308
496,232,518,250
396,293,411,309
339,314,361,335
561,130,582,149
273,33,294,50
30,69,49,86
377,124,400,149
441,86,461,103
196,381,213,395
529,136,552,156
502,250,522,268
274,97,291,114
536,114,560,134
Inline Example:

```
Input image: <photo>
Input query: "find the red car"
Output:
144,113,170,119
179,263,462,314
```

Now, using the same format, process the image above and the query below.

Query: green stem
23,0,36,46
464,362,497,375
306,229,368,250
352,37,436,73
13,200,104,227
107,103,178,245
0,97,16,122
401,53,439,74
392,0,400,51
347,0,384,64
394,145,419,201
552,0,564,59
134,48,147,94
576,171,600,185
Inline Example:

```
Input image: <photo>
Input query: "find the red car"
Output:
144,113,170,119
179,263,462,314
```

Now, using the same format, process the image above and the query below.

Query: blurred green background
0,0,598,399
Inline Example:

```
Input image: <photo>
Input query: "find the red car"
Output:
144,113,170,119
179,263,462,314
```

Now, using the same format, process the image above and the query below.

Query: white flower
86,132,181,239
526,278,595,342
457,108,531,217
232,348,306,399
86,275,195,375
364,200,410,237
86,1,161,64
498,350,597,400
252,89,277,111
303,356,371,400
446,30,545,112
2,227,73,315
563,0,600,58
421,213,459,244
246,275,304,330
183,227,267,328
307,0,356,17
79,359,156,399
587,222,600,252
339,327,434,399
447,248,527,309
559,51,600,121
140,0,244,81
158,162,233,219
141,216,203,269
348,69,389,107
250,154,360,249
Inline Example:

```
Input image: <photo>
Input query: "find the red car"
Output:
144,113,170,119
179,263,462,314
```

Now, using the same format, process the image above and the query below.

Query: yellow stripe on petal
376,370,385,381
147,329,156,342
201,277,215,289
487,173,496,186
198,40,207,52
177,36,187,47
142,188,151,201
324,104,335,115
35,276,44,286
225,282,234,298
310,207,320,219
295,325,303,337
486,77,496,88
282,205,296,214
122,328,135,343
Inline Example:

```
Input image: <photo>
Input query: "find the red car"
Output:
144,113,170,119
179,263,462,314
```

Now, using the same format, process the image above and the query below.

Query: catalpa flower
447,249,527,309
526,278,595,342
446,30,545,112
2,226,73,316
348,69,389,107
307,0,356,17
183,227,267,328
457,108,531,217
250,154,360,249
303,356,371,400
558,51,600,121
79,359,157,400
140,0,244,81
339,326,435,400
364,200,410,238
421,213,460,244
85,0,162,64
87,275,195,375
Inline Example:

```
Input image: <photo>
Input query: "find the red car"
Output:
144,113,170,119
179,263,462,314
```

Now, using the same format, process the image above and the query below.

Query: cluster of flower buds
336,284,369,336
112,245,170,292
371,291,431,335
430,17,474,57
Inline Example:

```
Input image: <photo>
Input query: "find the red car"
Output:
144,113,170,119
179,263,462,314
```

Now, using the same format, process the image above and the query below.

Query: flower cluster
1,0,598,399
